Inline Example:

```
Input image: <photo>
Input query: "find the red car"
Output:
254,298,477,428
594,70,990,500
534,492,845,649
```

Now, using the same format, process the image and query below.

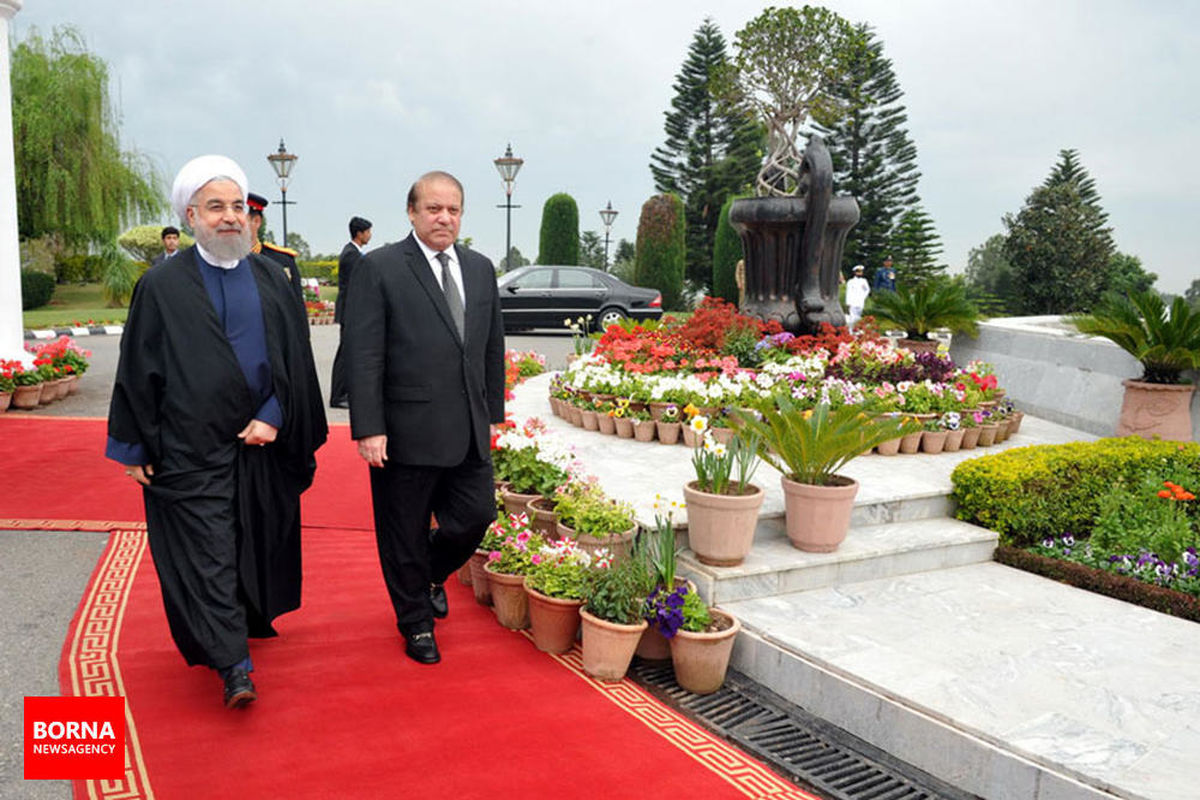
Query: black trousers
368,453,495,634
329,325,348,403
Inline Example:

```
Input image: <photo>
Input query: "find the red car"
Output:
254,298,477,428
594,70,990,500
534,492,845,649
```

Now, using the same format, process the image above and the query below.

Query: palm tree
1071,291,1200,384
865,278,979,342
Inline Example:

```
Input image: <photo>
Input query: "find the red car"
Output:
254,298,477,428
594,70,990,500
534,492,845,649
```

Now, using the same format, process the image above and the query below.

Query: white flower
690,415,708,434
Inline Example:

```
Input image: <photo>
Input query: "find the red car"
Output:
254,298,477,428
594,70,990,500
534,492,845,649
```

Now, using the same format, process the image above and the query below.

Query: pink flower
530,554,542,565
487,551,501,562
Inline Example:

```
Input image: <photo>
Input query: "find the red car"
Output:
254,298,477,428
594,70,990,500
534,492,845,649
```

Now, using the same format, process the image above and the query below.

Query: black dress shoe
430,583,449,619
404,630,441,664
222,668,257,709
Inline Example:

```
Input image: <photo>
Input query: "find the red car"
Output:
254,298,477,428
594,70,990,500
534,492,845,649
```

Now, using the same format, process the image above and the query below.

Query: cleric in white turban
106,154,327,710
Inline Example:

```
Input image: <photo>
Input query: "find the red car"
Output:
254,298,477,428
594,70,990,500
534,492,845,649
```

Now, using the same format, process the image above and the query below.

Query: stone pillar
0,0,28,365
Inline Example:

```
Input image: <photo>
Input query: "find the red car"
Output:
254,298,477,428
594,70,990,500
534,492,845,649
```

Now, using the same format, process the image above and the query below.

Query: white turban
170,155,249,221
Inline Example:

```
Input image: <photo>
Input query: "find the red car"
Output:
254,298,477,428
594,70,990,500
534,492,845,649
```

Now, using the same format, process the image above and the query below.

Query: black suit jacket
334,241,361,325
344,233,505,466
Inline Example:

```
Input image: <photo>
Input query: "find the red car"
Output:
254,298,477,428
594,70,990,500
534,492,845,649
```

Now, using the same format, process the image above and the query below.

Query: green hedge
635,193,686,311
952,437,1200,545
21,269,56,309
712,194,746,305
55,254,106,283
299,260,337,283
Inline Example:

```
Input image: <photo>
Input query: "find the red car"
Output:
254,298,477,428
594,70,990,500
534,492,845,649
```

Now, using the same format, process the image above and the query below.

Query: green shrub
299,260,336,283
952,437,1200,545
712,194,746,305
635,193,686,311
55,253,106,283
537,193,580,265
21,269,56,309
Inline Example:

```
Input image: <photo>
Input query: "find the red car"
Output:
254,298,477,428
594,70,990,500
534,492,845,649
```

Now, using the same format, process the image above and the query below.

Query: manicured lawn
23,282,340,329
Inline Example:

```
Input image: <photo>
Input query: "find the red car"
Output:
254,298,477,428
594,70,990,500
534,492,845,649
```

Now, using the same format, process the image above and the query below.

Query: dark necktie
435,251,464,338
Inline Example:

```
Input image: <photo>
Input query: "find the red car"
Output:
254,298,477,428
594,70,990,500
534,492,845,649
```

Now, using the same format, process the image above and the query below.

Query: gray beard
195,225,252,262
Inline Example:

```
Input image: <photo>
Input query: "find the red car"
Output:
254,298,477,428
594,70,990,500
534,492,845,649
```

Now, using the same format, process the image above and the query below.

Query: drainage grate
629,662,980,800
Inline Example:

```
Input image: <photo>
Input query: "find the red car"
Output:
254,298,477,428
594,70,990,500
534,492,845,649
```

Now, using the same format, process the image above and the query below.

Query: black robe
108,247,327,667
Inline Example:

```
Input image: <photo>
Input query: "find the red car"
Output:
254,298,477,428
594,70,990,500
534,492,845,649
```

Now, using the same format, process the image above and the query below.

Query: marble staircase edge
728,627,1132,800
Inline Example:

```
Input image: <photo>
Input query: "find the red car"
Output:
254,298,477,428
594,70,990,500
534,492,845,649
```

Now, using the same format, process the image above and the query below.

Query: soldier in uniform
247,192,304,302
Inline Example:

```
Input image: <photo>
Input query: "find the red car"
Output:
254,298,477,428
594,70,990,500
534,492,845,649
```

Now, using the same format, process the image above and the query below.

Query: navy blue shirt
106,253,282,466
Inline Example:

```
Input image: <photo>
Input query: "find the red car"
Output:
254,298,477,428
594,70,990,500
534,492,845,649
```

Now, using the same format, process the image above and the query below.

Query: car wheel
596,307,626,331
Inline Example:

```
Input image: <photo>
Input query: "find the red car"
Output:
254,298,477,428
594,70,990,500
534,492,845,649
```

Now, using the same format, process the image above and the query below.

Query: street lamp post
599,200,618,271
266,138,297,247
493,144,523,271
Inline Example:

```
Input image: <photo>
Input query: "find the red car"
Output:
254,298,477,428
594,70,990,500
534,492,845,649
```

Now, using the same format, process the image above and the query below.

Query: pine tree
889,206,944,286
814,24,920,281
1043,148,1104,215
650,18,761,294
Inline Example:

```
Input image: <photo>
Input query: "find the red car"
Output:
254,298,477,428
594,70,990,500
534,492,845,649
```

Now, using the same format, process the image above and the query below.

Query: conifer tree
650,18,761,294
634,194,686,311
814,24,920,280
537,193,580,265
1043,148,1104,214
889,206,945,286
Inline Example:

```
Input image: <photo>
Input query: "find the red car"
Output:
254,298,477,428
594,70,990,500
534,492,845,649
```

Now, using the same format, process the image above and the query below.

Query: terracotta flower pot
556,522,636,561
683,481,764,567
524,582,583,653
467,550,493,605
921,430,949,454
898,430,923,454
1008,411,1024,435
669,609,742,695
526,496,559,540
596,413,617,435
38,379,59,405
635,627,672,661
875,436,902,456
456,561,473,586
0,392,10,413
580,409,600,431
960,426,982,450
896,338,939,354
943,428,965,452
614,417,635,438
655,421,682,445
64,374,80,394
11,383,42,410
633,419,656,442
780,474,858,553
682,425,700,447
994,418,1010,442
502,488,541,518
976,423,1000,447
709,427,735,445
648,402,674,421
484,565,530,630
579,608,646,681
567,405,583,426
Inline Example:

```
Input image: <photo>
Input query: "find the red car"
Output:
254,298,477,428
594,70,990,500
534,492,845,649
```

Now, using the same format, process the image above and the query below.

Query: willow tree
12,26,163,248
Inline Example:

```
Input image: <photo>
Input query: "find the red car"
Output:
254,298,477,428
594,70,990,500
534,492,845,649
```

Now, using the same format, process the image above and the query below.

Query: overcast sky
10,0,1199,292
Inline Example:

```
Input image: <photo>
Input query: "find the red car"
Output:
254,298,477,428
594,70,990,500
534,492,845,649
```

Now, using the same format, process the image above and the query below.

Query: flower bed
953,438,1200,621
552,298,1012,453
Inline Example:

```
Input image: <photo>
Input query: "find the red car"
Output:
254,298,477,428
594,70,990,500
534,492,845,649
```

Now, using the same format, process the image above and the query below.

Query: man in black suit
150,226,180,267
344,171,505,665
329,215,372,408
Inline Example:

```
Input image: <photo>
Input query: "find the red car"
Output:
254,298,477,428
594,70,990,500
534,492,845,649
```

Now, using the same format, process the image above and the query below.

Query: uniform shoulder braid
262,241,299,258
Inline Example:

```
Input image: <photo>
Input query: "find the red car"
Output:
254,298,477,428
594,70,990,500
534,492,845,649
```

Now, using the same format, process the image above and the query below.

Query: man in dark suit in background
344,171,504,665
329,216,372,408
151,225,181,267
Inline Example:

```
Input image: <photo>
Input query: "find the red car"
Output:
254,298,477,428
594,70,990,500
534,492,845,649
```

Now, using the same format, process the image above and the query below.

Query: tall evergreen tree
889,206,944,286
1003,182,1115,314
12,26,163,247
814,24,920,280
650,18,761,294
537,193,580,264
1043,148,1103,213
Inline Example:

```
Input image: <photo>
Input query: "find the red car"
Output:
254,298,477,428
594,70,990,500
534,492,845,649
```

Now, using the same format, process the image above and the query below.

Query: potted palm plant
1071,291,1200,441
866,278,979,353
734,396,914,552
683,420,764,566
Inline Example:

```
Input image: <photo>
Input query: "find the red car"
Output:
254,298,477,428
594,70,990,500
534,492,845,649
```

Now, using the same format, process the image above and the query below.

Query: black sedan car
497,265,663,332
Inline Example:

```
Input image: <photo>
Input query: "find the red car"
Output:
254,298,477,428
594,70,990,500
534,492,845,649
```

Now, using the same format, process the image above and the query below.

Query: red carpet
4,417,815,799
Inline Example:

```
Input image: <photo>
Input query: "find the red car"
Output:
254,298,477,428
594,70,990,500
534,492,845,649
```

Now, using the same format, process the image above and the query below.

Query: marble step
721,563,1200,800
679,516,997,605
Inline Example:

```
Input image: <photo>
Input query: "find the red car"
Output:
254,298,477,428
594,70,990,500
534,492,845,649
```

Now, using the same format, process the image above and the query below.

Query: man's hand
238,419,279,447
357,435,388,468
123,464,153,486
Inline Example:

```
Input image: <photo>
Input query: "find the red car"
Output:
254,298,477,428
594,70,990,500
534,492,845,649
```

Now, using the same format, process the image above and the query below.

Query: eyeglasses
190,200,247,216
